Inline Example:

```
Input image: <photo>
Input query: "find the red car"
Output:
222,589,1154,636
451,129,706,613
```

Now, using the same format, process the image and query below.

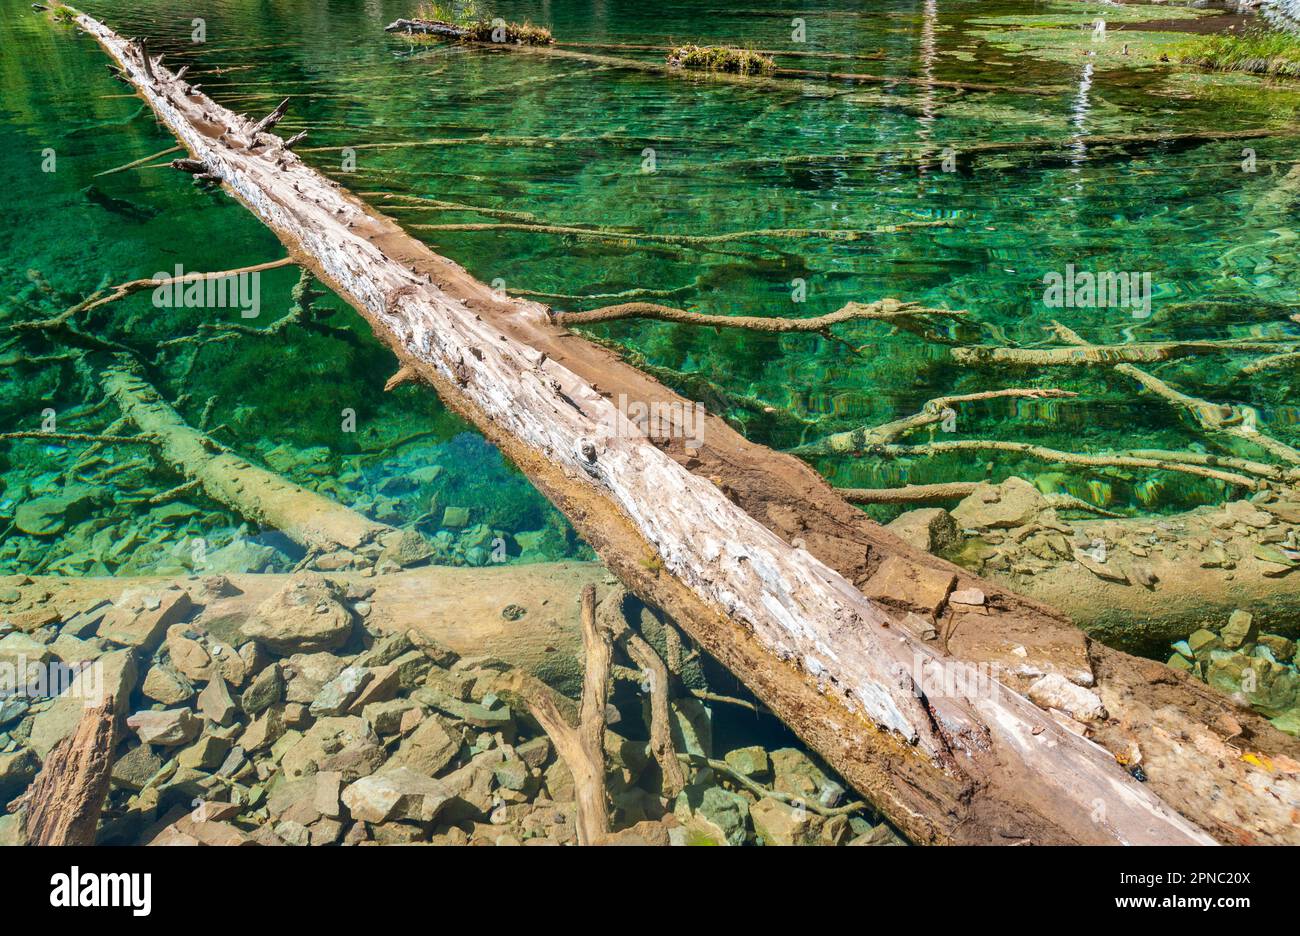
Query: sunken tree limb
23,698,117,846
101,363,396,559
58,4,1300,845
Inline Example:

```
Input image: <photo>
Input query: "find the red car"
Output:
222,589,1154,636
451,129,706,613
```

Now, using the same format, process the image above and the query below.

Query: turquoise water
1,0,1297,576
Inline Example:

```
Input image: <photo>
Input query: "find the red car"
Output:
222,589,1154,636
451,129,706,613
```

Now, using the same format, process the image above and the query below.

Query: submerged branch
555,298,965,332
799,387,1075,454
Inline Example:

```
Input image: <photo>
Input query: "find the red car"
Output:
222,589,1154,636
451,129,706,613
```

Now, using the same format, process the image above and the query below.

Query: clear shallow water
0,0,1297,576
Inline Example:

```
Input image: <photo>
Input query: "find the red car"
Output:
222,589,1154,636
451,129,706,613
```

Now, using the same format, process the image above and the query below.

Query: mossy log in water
385,15,1057,96
57,4,1300,845
666,45,775,76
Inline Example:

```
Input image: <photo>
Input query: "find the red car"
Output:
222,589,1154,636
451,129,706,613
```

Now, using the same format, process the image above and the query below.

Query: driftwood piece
61,4,1300,845
23,697,117,846
101,363,396,556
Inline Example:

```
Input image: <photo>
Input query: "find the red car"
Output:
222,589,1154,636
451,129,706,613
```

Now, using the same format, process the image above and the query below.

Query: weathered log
61,5,1300,845
23,698,118,846
249,96,289,137
101,363,396,558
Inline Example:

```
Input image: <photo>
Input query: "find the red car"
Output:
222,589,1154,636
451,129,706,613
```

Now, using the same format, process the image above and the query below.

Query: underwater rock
723,745,770,779
14,489,96,537
440,506,471,529
240,574,354,654
142,663,194,706
886,508,960,554
1221,610,1258,649
127,708,200,747
951,478,1049,530
0,749,38,805
341,767,452,824
751,796,819,846
198,676,239,726
97,587,194,651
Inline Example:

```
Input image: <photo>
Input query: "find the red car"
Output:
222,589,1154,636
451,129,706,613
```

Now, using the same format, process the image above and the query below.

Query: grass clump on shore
1175,28,1300,79
666,45,775,75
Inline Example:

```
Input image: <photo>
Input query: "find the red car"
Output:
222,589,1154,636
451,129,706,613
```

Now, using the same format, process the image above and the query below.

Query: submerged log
60,5,1300,845
101,363,396,558
23,698,118,846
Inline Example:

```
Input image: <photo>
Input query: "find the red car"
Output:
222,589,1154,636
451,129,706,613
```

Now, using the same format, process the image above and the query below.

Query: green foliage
666,44,775,76
1174,28,1300,78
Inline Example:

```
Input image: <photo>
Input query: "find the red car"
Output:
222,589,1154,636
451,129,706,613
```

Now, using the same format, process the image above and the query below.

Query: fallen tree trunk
60,5,1300,844
102,363,397,562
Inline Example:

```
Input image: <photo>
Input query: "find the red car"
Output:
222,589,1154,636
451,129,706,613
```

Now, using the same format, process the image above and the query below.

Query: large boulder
240,574,354,654
951,477,1049,530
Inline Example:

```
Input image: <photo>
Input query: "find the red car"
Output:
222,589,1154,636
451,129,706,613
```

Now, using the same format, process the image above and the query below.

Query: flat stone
283,653,348,704
110,743,163,791
166,625,213,682
722,745,770,779
241,663,283,715
440,506,471,529
1027,673,1107,722
29,649,136,757
951,478,1048,530
861,554,956,617
240,708,285,752
309,665,372,718
347,664,399,713
15,490,95,537
1221,610,1257,650
178,734,232,770
97,588,194,652
750,797,817,846
1187,628,1220,655
198,676,239,726
381,714,459,777
341,767,453,824
0,632,51,668
0,748,37,804
127,708,201,746
361,698,422,736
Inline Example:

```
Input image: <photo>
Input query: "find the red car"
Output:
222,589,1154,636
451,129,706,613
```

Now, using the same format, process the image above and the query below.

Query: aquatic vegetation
666,44,776,75
1174,27,1300,78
